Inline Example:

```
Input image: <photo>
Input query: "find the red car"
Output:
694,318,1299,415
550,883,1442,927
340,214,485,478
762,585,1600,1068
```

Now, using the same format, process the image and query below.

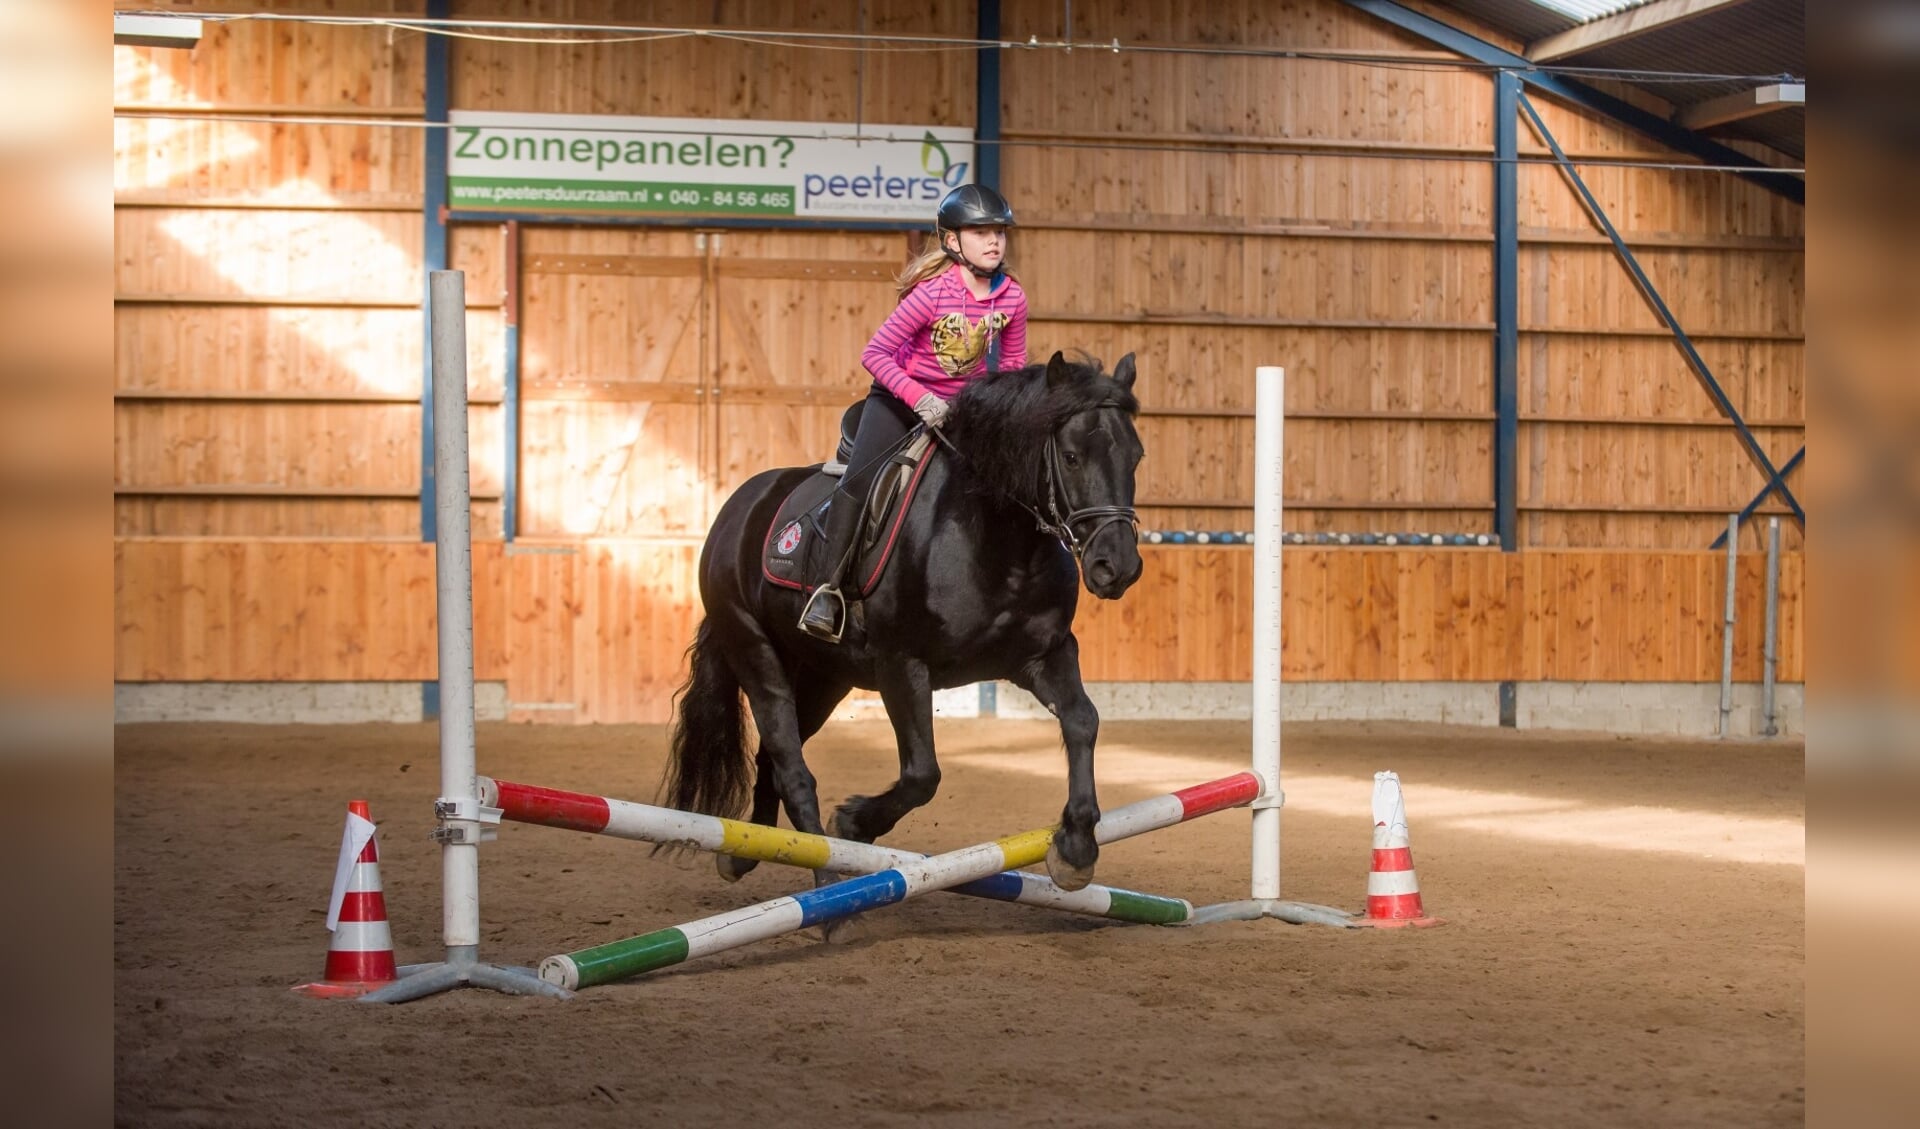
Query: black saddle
762,403,935,599
822,399,862,476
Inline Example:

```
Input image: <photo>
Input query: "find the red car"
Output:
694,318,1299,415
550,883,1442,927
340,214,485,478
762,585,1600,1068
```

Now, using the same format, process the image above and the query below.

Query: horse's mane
943,353,1139,504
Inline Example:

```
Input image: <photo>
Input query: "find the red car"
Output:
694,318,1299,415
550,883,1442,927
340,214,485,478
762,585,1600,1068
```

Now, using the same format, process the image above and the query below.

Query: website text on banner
448,111,977,222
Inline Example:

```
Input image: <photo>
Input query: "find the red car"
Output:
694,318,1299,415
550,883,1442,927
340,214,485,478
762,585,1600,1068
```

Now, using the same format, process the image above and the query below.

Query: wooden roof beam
1675,83,1805,129
1526,0,1757,63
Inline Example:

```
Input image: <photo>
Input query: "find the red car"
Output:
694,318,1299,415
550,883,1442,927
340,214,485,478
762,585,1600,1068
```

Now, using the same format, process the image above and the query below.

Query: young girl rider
798,184,1029,641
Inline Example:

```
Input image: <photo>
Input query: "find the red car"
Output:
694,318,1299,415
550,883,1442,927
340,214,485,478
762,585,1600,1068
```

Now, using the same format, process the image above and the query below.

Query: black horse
662,351,1145,893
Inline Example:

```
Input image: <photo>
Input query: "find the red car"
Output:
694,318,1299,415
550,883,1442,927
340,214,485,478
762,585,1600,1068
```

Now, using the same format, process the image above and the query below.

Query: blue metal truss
1341,1,1803,205
1517,91,1804,528
1710,446,1803,549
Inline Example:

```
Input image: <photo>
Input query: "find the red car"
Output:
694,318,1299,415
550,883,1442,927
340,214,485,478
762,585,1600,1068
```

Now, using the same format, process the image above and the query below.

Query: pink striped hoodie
861,264,1029,406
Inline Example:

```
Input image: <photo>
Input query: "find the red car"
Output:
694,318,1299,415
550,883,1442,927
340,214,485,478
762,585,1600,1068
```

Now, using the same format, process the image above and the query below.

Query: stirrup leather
797,585,847,643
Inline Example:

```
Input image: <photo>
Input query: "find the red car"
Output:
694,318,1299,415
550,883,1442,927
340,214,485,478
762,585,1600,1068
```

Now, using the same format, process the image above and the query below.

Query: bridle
932,411,1139,565
1038,433,1140,560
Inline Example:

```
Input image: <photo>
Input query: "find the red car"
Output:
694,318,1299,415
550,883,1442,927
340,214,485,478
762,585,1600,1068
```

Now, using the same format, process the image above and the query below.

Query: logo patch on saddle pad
763,431,937,599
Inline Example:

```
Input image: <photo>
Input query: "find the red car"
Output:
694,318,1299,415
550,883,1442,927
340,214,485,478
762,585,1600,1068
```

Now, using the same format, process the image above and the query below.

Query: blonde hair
894,230,1018,301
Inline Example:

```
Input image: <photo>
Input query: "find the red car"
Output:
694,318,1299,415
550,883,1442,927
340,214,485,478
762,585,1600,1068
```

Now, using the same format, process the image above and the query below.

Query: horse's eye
1062,451,1080,467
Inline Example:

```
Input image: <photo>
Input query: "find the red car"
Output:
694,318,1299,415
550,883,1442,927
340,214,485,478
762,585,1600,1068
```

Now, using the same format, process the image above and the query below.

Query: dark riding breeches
818,384,920,589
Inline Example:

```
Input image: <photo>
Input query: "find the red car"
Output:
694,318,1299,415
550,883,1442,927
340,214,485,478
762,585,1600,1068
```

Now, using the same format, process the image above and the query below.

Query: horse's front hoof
1045,841,1096,892
816,914,868,946
716,853,757,883
830,797,870,843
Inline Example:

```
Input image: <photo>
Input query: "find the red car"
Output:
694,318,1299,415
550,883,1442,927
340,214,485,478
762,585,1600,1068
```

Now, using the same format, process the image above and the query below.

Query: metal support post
1762,517,1780,737
976,0,1002,191
419,0,451,719
1493,70,1519,551
1718,514,1738,739
503,221,521,542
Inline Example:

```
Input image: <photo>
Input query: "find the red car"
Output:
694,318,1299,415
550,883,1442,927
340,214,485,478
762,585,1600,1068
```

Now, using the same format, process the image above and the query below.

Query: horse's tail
660,616,753,823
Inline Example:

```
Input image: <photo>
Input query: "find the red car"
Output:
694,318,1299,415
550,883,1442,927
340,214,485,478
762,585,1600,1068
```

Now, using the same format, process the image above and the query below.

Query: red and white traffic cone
1354,772,1442,929
292,800,400,998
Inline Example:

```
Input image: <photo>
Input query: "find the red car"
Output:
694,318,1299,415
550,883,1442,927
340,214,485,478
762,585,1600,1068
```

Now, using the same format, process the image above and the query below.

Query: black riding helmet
937,183,1015,231
936,184,1015,277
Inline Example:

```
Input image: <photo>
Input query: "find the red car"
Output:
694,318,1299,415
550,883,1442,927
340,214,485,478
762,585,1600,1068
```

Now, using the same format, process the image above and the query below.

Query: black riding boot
799,385,917,642
797,489,864,642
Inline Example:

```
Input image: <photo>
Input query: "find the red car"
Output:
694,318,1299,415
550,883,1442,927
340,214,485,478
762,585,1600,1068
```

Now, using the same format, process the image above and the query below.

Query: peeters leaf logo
920,132,970,187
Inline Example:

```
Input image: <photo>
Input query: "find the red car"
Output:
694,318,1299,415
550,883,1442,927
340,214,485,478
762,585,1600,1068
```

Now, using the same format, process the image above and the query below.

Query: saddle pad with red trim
763,431,935,598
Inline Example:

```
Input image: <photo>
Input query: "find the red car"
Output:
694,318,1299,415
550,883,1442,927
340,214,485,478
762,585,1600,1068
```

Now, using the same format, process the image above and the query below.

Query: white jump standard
1190,366,1356,929
362,272,568,1003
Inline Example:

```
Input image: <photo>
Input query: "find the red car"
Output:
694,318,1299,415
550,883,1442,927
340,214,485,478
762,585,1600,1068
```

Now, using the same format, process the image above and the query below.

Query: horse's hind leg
1011,636,1102,891
833,657,939,845
713,747,778,882
716,678,850,883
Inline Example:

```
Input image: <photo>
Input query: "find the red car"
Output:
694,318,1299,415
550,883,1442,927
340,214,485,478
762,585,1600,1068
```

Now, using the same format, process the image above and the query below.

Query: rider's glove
913,393,950,428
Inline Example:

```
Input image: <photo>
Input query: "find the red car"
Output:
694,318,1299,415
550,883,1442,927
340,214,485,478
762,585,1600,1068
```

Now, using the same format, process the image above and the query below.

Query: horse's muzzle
1082,525,1144,599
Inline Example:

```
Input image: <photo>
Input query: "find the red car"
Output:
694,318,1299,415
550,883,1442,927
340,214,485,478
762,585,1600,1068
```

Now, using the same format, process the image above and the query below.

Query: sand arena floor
114,719,1802,1128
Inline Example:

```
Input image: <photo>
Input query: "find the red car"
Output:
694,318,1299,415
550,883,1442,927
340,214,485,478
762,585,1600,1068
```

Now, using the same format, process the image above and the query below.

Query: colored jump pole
481,777,1195,925
540,773,1263,990
1190,366,1355,929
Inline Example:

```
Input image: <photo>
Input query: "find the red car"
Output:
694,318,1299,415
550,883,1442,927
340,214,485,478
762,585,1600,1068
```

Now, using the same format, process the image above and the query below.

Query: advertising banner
447,111,976,222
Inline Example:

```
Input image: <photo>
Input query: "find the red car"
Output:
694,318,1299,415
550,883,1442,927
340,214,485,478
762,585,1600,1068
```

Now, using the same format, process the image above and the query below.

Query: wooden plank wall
115,541,1806,721
114,4,511,538
1000,0,1803,549
515,227,910,536
114,0,1806,723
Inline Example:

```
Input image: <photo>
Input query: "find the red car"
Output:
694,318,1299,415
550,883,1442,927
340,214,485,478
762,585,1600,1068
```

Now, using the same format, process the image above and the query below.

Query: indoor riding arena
114,2,1804,1126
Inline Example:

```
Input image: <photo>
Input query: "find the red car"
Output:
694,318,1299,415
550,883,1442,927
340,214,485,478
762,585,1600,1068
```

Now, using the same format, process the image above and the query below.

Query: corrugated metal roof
1525,1,1660,24
1550,0,1802,76
1730,105,1803,160
1547,0,1804,158
1438,0,1583,41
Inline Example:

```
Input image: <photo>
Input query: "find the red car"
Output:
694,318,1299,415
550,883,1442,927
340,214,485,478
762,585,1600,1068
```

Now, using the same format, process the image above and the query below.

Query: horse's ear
1112,352,1136,392
1045,350,1070,388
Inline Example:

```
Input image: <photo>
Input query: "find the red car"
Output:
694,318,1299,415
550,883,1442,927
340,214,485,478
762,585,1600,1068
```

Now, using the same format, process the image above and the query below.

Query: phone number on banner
449,177,796,215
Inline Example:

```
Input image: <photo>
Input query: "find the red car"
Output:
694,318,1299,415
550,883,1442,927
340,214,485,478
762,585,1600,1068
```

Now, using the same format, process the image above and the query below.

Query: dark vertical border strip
503,221,521,543
422,0,450,720
976,0,1002,191
1494,71,1519,552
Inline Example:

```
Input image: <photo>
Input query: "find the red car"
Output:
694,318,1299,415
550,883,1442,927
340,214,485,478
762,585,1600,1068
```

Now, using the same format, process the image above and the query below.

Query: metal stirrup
797,585,847,644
